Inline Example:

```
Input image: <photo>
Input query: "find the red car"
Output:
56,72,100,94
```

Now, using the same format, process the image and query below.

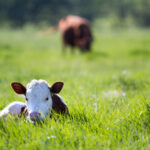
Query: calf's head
11,80,64,121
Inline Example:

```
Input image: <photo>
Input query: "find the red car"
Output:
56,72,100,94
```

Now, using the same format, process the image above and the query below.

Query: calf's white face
11,80,64,121
26,80,52,120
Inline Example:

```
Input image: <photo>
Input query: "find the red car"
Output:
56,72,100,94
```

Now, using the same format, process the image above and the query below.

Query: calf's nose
30,112,41,121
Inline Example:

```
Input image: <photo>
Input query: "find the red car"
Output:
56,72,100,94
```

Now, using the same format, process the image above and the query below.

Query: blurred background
0,0,150,28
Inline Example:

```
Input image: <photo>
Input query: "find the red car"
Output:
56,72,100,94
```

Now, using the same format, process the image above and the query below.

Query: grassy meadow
0,26,150,149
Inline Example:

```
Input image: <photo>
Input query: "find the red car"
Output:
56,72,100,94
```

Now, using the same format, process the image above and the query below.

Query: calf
58,15,93,52
0,80,68,122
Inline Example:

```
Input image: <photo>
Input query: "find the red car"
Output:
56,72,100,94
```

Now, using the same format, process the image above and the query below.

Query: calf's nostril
30,112,41,120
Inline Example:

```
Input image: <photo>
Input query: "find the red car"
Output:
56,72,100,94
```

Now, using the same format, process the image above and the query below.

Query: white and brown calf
0,80,69,121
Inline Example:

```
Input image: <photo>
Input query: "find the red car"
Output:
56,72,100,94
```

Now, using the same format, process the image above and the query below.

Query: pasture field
0,26,150,150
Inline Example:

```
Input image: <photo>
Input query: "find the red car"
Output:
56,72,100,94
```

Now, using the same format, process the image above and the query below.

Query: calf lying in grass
0,80,69,122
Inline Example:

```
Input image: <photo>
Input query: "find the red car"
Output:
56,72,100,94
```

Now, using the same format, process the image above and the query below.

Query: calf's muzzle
30,112,41,121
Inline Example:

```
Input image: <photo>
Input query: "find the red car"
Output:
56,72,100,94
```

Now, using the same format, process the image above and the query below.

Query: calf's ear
50,82,64,94
11,82,26,95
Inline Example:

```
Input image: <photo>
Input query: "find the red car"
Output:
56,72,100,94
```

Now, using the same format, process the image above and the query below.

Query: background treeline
0,0,150,27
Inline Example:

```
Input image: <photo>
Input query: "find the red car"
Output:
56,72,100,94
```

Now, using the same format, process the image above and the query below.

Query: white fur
0,101,26,118
26,80,53,120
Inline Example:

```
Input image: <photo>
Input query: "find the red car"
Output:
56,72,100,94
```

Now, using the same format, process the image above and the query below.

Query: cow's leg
70,46,75,54
62,41,67,54
62,44,65,53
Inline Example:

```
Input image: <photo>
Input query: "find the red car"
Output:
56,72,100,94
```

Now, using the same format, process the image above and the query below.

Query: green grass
0,26,150,149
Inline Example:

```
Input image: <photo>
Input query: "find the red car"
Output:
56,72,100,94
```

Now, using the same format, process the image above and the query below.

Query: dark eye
26,98,28,101
45,97,49,101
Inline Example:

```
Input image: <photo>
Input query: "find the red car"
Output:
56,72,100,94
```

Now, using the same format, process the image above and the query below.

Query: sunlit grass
0,26,150,149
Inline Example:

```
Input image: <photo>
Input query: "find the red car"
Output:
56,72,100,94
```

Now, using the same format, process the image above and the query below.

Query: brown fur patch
19,106,29,117
52,94,69,115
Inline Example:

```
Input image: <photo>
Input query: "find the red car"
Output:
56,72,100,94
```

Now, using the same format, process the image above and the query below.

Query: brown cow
58,15,93,52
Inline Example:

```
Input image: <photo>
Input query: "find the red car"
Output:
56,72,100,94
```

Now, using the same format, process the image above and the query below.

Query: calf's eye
45,97,49,101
